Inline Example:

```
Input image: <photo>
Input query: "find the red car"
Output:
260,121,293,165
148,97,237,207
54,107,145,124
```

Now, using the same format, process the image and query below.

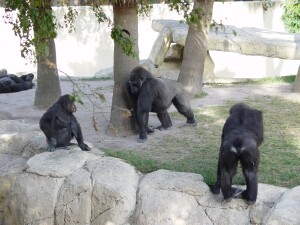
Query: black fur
210,103,264,204
39,94,91,152
0,73,34,93
125,66,196,143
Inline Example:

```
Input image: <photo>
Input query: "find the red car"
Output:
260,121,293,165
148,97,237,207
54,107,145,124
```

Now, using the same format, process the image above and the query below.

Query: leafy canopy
282,0,300,33
3,0,201,60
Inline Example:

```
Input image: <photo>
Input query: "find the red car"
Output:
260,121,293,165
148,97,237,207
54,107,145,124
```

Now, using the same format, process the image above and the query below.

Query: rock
94,67,113,79
0,120,44,156
148,27,173,66
4,151,138,225
153,19,300,60
0,155,27,223
133,169,213,225
263,186,300,225
0,69,7,76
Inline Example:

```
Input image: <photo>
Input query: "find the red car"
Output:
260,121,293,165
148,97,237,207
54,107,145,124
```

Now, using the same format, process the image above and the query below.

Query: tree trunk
33,1,61,109
106,3,139,137
34,38,61,109
292,66,300,92
177,0,214,98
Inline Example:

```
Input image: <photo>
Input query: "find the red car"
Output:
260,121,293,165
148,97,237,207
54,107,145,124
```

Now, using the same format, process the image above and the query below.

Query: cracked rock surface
1,120,300,225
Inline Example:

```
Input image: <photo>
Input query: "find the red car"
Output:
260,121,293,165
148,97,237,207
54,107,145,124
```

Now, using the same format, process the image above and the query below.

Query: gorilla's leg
210,157,221,194
137,111,150,143
220,151,242,201
241,169,258,204
156,111,172,130
172,95,196,126
10,82,33,92
39,120,56,151
240,149,259,204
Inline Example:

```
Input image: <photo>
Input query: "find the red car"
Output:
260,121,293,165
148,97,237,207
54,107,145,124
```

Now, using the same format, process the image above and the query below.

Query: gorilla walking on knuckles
210,103,264,205
40,94,91,152
125,66,197,143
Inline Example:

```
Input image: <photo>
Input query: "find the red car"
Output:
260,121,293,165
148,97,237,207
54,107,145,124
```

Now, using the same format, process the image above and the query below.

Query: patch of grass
210,75,296,88
81,76,112,81
103,95,300,188
195,91,208,99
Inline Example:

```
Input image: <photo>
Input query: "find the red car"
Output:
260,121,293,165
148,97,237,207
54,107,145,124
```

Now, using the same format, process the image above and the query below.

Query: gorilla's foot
241,190,256,205
47,145,56,152
156,125,172,131
186,121,197,127
224,187,243,202
137,137,147,143
210,184,220,194
147,126,155,134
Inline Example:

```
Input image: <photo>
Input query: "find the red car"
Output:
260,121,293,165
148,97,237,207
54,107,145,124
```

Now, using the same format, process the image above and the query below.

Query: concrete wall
0,1,299,78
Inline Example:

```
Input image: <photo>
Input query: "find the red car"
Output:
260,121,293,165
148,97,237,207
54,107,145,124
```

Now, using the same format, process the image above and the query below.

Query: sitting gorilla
0,73,35,93
125,66,197,143
210,103,264,205
39,94,91,152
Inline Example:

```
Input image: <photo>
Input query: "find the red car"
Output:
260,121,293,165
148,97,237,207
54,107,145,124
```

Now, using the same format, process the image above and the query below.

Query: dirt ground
0,79,298,151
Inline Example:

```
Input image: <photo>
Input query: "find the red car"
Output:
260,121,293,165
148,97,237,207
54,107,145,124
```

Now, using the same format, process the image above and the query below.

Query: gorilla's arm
8,74,26,83
70,115,91,151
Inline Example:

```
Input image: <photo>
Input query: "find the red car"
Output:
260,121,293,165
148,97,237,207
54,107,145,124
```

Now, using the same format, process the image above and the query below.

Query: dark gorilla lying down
125,66,197,143
0,73,35,93
210,103,264,205
40,94,91,152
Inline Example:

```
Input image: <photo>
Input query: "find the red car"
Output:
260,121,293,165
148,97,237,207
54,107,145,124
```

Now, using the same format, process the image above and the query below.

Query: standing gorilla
40,94,91,152
125,66,197,143
210,103,264,204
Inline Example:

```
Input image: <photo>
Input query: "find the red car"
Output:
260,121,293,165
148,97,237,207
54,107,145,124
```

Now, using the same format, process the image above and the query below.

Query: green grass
210,75,296,88
103,94,300,188
195,91,208,98
80,76,112,81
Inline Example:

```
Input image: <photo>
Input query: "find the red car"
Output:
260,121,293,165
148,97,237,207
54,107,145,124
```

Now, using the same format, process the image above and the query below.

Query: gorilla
125,66,197,143
40,94,91,152
210,103,264,205
0,73,35,93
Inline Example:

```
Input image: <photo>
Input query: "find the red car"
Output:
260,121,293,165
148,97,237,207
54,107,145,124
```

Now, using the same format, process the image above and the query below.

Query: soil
0,79,298,151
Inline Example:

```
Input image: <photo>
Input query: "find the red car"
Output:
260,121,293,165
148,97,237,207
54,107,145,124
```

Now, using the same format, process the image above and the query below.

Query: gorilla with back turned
40,94,91,152
210,103,264,204
125,66,197,143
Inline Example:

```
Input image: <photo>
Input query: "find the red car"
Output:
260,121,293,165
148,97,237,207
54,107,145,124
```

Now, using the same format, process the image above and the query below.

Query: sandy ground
0,79,298,150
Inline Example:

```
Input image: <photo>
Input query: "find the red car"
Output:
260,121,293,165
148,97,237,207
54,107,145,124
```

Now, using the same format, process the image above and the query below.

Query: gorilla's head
128,66,152,95
229,103,250,114
20,73,34,82
58,94,77,113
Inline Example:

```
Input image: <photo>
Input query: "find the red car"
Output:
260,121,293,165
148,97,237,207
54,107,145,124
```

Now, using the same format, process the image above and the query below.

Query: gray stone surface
152,19,300,60
1,120,300,225
263,186,300,225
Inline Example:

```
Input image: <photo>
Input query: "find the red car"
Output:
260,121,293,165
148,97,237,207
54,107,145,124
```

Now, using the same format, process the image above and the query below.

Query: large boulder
4,151,139,225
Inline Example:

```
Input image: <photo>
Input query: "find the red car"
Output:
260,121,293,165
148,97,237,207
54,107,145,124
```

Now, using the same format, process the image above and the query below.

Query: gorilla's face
128,73,143,95
60,95,77,113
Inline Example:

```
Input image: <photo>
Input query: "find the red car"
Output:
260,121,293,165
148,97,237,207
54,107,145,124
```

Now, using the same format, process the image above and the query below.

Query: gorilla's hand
79,143,91,151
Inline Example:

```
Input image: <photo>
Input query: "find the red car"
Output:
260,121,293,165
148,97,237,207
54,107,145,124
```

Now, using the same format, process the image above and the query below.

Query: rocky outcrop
1,120,300,225
151,19,300,61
